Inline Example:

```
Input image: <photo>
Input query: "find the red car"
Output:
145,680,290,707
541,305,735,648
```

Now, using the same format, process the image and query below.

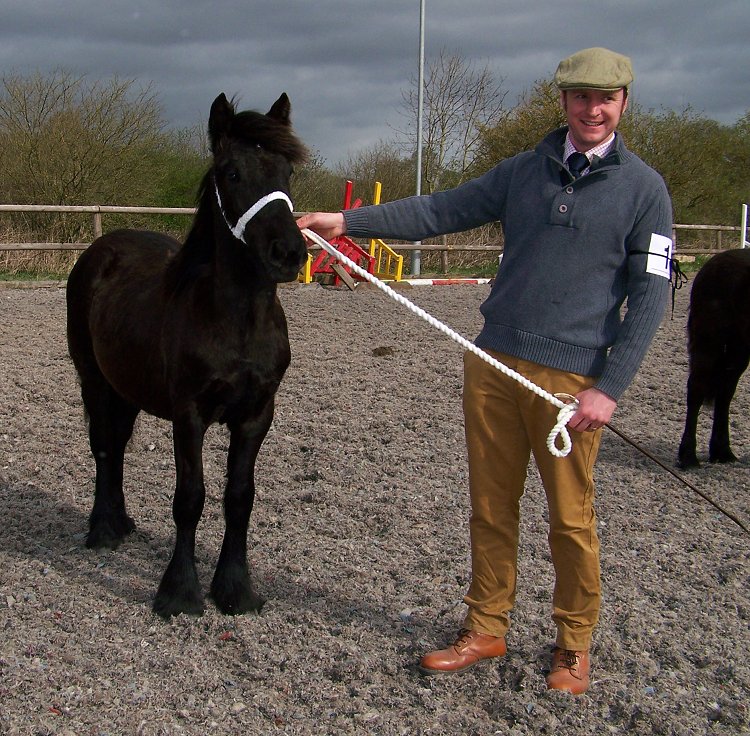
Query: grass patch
0,269,70,281
0,249,80,281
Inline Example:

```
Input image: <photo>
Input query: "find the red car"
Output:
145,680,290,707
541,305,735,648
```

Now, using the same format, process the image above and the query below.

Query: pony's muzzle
268,232,308,282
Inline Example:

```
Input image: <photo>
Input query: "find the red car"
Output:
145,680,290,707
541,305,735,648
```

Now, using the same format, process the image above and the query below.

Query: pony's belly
93,341,173,419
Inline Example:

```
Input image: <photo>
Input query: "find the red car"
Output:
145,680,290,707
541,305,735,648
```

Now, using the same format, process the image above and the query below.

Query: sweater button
566,186,574,194
558,204,568,213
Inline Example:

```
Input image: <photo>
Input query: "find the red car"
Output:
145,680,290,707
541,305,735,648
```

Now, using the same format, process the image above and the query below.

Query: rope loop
547,402,578,457
301,228,577,457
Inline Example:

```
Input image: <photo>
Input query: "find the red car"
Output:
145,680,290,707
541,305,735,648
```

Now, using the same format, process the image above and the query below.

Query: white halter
215,183,293,243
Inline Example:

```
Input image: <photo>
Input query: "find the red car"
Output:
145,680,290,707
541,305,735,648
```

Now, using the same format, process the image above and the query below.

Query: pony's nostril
269,240,287,265
270,239,307,269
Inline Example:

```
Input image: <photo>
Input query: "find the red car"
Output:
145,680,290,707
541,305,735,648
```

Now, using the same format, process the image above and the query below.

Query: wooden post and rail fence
0,203,747,262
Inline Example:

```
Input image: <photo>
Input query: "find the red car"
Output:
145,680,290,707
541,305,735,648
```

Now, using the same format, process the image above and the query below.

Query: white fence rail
0,203,745,254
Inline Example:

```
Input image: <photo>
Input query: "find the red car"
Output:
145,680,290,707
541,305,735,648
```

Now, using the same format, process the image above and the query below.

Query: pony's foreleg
210,412,271,615
153,415,207,618
83,380,139,548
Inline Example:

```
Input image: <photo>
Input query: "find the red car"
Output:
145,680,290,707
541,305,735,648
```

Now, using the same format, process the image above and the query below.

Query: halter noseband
214,182,293,244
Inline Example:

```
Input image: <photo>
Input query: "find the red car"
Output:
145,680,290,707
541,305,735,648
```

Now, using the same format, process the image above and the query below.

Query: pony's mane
164,172,215,292
194,170,217,221
227,108,309,165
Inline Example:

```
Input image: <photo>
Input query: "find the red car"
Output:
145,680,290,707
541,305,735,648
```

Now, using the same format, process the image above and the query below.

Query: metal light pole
412,0,425,276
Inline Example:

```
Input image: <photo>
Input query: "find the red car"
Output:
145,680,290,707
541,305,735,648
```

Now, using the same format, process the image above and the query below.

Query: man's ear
559,90,567,112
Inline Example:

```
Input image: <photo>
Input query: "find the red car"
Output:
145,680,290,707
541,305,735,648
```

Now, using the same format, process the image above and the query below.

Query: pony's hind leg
678,371,704,469
210,417,269,615
82,376,140,549
708,350,749,463
678,340,719,469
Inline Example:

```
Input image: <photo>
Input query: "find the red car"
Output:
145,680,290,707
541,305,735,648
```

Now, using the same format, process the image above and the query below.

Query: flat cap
554,47,633,91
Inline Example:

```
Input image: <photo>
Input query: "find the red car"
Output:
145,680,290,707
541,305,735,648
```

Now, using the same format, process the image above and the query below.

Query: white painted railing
0,203,745,254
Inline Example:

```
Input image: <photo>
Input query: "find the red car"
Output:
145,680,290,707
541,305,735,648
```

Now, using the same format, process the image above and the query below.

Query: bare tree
470,79,565,176
0,70,167,239
334,140,416,203
620,105,745,225
399,49,508,193
292,149,346,213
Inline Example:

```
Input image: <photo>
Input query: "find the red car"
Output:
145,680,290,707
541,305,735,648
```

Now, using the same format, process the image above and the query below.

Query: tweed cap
554,47,633,91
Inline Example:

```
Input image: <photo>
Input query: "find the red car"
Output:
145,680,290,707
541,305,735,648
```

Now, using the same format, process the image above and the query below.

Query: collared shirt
564,132,616,176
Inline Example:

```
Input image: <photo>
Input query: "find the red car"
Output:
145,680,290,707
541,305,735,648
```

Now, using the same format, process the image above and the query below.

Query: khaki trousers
461,349,603,651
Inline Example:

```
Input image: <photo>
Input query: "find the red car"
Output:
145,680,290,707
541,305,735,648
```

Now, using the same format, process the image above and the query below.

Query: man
297,47,673,694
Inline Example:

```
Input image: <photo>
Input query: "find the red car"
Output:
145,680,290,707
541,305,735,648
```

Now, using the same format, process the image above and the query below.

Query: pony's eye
225,169,240,182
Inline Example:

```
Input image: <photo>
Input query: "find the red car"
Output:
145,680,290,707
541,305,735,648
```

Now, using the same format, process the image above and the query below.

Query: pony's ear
209,93,235,147
267,93,291,125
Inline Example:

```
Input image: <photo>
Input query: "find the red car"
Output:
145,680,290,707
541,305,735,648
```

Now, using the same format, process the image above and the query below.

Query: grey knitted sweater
343,127,673,400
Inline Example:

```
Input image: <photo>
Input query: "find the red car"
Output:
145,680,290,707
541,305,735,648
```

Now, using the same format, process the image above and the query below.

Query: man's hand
296,212,346,241
567,387,617,433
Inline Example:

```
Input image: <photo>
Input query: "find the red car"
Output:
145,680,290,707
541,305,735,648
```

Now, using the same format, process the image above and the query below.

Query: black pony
678,248,750,468
66,93,308,617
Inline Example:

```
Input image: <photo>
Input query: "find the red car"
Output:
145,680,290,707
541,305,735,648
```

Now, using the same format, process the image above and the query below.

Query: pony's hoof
152,591,205,619
676,447,700,469
86,515,136,549
210,575,265,615
709,451,738,464
154,557,204,618
212,592,265,616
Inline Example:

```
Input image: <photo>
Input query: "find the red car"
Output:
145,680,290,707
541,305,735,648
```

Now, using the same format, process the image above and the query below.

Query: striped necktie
567,152,589,179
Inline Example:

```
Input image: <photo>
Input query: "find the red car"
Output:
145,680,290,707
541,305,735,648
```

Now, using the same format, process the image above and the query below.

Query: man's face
560,88,629,152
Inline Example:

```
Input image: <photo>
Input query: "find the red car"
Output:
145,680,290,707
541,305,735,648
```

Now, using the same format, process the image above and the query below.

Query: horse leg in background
82,375,140,548
210,413,272,615
708,349,750,463
678,361,709,469
153,413,208,618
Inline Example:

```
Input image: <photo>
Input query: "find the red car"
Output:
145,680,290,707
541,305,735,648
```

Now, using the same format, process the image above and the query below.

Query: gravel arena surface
1,278,749,736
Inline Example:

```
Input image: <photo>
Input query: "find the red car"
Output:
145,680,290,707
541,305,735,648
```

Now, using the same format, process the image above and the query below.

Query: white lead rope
301,228,578,457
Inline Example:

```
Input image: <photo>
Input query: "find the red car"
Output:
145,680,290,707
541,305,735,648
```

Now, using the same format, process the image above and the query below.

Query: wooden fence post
93,209,102,239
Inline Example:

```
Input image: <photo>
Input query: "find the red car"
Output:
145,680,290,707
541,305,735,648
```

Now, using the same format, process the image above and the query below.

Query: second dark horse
66,93,308,617
678,248,750,468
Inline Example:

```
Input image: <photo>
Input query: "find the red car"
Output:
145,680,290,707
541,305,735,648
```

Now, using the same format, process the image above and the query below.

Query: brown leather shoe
418,628,507,675
546,647,590,694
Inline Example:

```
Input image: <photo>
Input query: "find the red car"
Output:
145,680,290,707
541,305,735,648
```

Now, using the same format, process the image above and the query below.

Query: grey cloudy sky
1,1,748,166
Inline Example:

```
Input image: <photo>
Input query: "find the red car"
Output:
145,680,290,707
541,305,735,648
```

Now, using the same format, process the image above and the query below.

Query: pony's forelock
236,110,308,164
221,107,308,165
